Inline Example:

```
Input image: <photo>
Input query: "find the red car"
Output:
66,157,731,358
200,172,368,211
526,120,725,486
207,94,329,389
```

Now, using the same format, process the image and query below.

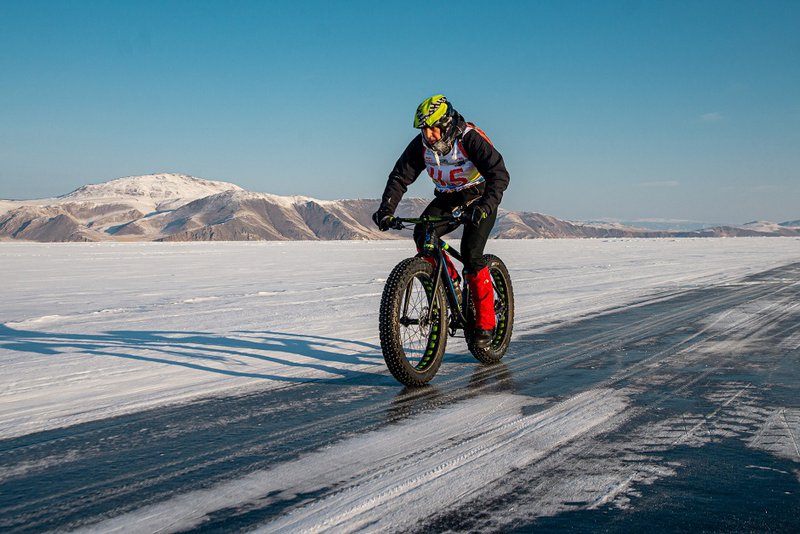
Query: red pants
418,249,459,281
467,266,496,330
420,253,495,330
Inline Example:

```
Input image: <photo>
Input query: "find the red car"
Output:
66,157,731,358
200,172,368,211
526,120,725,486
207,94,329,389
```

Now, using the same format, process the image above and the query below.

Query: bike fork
426,253,445,326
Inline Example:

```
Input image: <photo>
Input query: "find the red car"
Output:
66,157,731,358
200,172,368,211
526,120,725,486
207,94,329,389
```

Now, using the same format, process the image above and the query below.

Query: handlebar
388,209,465,230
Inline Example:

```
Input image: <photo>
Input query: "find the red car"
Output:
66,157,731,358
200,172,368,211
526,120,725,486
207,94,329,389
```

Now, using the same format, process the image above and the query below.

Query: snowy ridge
59,173,243,204
739,220,800,236
1,173,798,242
0,174,424,241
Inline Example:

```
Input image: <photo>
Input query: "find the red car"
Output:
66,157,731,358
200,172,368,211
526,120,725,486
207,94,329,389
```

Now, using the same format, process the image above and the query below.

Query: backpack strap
459,122,493,160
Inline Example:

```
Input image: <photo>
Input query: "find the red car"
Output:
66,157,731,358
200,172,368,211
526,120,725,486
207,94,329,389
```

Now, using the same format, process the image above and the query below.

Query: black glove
464,205,487,227
372,208,395,231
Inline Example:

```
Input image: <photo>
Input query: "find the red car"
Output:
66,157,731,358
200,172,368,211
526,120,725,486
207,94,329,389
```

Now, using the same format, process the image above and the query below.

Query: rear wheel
466,254,514,364
379,257,448,386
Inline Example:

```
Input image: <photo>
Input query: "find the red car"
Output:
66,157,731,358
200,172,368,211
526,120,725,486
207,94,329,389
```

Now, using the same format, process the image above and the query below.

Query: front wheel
379,257,448,386
466,254,514,364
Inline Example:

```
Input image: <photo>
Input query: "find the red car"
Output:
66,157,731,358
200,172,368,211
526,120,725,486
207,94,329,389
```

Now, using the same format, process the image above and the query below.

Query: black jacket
379,116,510,216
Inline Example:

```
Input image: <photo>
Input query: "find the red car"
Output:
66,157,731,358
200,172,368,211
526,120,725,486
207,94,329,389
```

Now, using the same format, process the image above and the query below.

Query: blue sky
1,0,798,223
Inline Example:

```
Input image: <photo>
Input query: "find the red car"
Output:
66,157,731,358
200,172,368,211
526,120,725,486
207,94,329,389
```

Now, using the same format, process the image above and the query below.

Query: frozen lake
1,238,799,532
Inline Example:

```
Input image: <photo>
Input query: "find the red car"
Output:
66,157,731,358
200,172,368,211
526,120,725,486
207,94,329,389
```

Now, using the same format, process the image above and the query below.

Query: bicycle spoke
398,276,433,363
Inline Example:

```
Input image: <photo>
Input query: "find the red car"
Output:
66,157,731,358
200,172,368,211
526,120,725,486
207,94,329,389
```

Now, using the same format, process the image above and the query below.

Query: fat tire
466,254,514,364
379,257,449,386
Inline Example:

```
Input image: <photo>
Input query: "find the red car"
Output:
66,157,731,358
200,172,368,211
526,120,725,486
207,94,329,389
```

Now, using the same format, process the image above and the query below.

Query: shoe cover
466,266,496,330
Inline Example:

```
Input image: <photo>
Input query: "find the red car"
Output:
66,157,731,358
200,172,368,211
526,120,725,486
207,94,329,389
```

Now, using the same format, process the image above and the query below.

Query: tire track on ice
76,389,628,534
2,263,798,532
414,270,800,532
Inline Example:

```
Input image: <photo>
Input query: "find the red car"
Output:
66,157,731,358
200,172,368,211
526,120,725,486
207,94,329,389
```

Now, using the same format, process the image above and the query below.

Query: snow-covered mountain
0,174,430,242
578,219,723,232
737,221,800,237
0,174,246,241
1,174,798,242
59,173,244,210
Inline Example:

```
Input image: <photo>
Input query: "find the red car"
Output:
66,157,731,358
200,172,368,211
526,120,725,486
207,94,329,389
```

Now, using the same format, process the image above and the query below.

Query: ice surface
79,389,627,533
3,238,800,532
1,238,799,439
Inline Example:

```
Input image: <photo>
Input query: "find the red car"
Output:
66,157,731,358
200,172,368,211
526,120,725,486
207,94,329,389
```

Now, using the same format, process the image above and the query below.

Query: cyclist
372,95,510,348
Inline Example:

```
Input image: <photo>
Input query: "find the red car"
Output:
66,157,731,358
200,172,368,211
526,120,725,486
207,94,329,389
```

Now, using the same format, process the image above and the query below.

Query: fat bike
378,210,514,387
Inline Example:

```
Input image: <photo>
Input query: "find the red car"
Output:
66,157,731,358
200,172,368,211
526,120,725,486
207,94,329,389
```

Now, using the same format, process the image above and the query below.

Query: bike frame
390,213,471,333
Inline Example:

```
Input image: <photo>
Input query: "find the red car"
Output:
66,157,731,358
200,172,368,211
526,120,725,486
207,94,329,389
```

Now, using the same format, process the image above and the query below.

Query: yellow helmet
413,94,450,129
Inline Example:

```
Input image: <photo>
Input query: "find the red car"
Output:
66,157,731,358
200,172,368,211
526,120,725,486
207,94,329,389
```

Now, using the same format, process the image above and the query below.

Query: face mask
422,115,455,154
430,136,455,154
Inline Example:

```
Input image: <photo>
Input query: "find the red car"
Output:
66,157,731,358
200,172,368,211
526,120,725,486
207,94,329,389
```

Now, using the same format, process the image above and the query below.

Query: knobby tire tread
467,254,515,364
379,257,448,386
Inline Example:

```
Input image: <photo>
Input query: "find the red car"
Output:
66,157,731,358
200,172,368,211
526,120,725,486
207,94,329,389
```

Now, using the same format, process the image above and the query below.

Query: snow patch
1,239,798,439
180,296,221,304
